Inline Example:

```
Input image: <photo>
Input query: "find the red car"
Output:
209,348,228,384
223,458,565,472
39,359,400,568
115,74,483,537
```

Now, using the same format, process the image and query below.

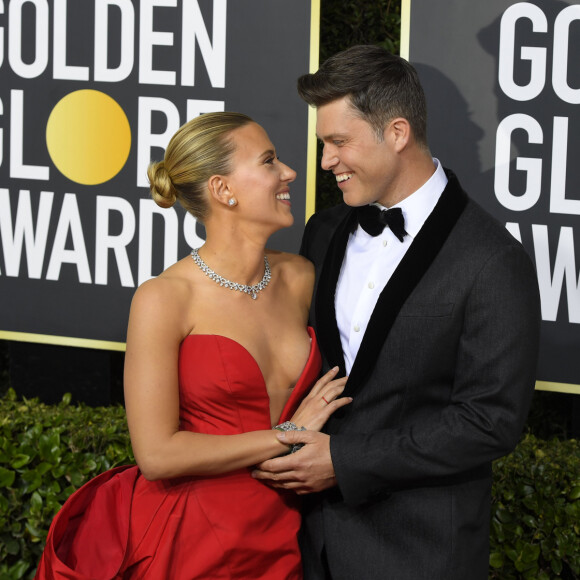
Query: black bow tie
356,205,408,242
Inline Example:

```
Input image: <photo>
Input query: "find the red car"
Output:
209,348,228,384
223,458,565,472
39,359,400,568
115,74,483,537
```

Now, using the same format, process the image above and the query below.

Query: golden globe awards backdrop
0,0,319,349
402,0,580,393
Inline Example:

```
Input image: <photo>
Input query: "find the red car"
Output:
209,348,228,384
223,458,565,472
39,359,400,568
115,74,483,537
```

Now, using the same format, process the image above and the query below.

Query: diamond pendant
251,293,257,300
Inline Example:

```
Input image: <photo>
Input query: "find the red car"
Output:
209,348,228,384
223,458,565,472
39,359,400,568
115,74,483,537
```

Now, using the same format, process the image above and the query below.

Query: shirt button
383,240,388,247
354,324,361,332
368,281,375,289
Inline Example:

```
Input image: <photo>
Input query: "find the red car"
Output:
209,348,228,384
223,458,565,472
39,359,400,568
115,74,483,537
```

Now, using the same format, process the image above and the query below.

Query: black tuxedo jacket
299,170,541,580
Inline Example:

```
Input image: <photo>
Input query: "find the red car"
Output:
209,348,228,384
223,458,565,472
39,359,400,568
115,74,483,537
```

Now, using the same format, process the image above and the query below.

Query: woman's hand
289,367,351,431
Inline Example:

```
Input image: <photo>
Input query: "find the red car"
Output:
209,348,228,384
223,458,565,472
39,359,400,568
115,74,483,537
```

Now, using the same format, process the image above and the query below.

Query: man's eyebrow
316,133,347,141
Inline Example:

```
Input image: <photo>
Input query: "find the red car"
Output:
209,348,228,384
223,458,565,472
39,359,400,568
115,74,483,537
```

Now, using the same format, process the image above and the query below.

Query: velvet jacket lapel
314,209,358,376
315,170,469,397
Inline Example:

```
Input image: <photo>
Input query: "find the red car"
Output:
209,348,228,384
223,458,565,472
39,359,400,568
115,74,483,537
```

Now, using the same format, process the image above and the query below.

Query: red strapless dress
35,328,321,579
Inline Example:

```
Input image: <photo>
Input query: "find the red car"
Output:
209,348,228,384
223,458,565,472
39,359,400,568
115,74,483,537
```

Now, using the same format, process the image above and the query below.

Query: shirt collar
372,159,447,239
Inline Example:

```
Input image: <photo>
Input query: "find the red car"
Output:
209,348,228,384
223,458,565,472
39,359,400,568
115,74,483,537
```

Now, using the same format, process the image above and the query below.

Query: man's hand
251,430,336,494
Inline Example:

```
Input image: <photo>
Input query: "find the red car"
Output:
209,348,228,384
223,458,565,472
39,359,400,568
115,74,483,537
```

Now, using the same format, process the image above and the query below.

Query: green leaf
25,521,43,539
4,538,20,555
0,493,9,512
489,552,504,568
8,560,29,579
514,558,528,573
67,469,85,488
35,461,53,476
521,543,541,564
30,491,43,512
39,432,61,462
10,454,31,469
495,508,513,524
551,558,563,575
81,458,98,474
21,469,42,493
522,514,537,529
0,466,15,487
51,464,67,478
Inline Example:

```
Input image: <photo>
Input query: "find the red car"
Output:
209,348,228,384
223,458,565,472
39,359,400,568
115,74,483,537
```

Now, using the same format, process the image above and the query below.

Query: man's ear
385,117,411,152
208,175,230,205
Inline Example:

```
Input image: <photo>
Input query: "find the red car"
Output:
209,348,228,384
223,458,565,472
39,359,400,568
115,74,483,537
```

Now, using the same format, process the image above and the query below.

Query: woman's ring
322,396,330,405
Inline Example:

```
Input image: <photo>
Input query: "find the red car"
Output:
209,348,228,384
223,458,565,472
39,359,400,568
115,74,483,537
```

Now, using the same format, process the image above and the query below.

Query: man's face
316,97,399,207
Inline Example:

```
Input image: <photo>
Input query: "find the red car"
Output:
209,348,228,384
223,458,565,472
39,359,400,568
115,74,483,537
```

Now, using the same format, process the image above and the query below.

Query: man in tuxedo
253,45,541,579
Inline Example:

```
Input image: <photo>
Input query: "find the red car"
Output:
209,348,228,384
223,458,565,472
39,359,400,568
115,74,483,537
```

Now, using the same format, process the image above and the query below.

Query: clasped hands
252,430,336,494
252,367,351,494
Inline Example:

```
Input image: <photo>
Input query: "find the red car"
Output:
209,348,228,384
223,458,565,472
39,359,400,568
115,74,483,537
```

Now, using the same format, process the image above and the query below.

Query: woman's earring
228,198,237,207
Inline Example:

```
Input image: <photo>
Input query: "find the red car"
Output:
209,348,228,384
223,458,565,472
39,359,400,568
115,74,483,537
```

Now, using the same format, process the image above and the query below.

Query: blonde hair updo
147,112,254,222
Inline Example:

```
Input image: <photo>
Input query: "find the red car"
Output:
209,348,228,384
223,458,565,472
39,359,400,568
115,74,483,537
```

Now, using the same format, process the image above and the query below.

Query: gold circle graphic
46,90,131,185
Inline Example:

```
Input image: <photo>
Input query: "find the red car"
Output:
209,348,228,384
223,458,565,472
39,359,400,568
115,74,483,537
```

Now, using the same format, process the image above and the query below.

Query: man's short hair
298,45,427,145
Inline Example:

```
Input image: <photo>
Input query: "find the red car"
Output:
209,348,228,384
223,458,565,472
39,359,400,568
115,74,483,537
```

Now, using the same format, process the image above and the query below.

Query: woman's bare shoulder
129,256,198,337
266,250,315,308
134,258,193,302
266,250,314,277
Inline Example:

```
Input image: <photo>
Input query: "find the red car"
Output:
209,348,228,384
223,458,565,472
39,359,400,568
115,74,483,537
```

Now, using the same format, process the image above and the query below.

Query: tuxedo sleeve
330,243,541,506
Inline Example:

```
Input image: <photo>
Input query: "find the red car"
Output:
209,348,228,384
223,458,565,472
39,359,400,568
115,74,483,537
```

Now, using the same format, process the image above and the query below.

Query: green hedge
0,389,134,580
490,434,580,579
1,389,579,579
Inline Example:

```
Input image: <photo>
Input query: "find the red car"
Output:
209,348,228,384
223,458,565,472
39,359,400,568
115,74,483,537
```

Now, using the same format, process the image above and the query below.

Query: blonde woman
35,112,350,579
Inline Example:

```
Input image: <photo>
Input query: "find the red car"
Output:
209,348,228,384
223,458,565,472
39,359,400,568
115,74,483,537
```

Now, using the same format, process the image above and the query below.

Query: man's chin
342,192,371,208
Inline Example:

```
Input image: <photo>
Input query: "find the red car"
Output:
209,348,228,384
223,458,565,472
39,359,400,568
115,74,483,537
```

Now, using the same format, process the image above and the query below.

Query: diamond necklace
191,248,271,300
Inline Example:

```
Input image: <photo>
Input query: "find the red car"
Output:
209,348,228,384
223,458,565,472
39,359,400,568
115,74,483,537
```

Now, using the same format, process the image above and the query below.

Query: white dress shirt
335,159,448,374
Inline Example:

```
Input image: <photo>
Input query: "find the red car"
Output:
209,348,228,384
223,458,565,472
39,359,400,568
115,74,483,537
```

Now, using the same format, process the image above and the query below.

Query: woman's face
225,123,297,230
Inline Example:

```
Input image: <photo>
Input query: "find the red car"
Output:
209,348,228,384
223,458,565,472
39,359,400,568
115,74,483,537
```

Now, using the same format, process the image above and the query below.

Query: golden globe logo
0,0,228,288
46,90,131,185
